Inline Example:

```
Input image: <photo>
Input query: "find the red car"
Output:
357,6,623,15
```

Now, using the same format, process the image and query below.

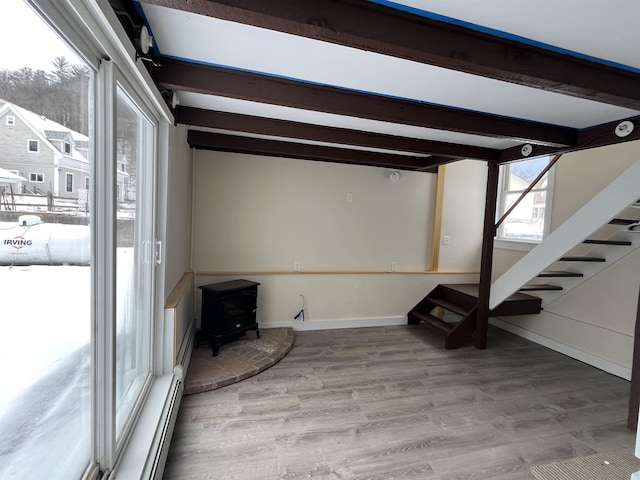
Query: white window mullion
94,58,117,472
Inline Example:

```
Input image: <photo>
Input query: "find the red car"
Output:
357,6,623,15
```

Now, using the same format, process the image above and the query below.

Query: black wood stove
197,279,260,356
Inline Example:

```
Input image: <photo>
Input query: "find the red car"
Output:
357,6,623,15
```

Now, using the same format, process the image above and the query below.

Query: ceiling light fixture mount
389,171,400,182
615,120,634,138
520,144,533,157
139,26,153,55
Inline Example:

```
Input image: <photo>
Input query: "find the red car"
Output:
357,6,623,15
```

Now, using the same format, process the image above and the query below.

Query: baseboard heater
142,376,183,480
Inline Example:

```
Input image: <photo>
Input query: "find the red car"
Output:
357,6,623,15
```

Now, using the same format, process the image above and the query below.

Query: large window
497,156,554,243
0,3,92,479
1,2,164,479
115,86,156,440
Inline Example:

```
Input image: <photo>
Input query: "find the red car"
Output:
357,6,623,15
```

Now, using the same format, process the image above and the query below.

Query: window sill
494,238,539,252
111,373,176,480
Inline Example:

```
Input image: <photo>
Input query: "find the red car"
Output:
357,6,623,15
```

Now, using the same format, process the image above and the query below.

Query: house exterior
0,100,128,202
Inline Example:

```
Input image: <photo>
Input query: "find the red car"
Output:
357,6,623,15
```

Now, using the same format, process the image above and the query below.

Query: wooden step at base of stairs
609,218,636,225
426,296,471,316
519,283,563,292
439,284,542,317
558,256,605,262
410,311,454,334
538,270,584,278
583,239,632,246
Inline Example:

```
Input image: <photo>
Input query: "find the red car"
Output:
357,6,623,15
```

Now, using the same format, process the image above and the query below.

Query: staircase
408,284,542,349
409,160,640,349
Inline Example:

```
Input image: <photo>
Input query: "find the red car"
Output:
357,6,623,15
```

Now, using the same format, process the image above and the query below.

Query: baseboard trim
265,316,407,331
490,317,631,381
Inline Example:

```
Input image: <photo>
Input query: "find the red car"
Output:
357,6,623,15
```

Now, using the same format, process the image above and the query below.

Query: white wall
494,140,640,372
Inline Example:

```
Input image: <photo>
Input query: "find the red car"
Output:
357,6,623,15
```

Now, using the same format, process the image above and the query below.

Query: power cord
294,294,305,321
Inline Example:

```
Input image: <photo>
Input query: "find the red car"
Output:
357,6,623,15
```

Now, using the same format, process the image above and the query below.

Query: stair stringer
490,159,640,310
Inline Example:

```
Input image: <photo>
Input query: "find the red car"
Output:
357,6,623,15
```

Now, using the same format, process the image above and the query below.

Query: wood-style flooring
164,325,635,480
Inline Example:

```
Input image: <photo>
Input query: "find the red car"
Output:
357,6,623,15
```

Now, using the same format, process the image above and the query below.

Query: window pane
499,156,552,242
501,191,547,241
506,157,550,191
0,2,92,479
115,88,154,440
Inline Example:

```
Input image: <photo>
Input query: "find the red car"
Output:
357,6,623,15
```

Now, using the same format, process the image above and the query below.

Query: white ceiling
136,0,640,160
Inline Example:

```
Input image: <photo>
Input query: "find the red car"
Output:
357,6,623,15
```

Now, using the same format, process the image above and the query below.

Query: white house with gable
0,100,127,201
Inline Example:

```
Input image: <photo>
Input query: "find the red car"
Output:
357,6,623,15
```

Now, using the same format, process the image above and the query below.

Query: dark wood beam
628,284,640,431
143,0,640,110
188,130,442,171
499,115,640,162
155,59,576,146
177,106,500,161
476,161,499,349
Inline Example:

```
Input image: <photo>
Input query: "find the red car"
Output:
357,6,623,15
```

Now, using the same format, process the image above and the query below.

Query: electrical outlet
391,261,398,271
346,192,353,203
293,261,301,271
442,236,451,245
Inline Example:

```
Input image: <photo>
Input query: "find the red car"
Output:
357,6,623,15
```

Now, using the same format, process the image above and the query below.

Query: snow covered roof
0,101,89,163
0,167,27,184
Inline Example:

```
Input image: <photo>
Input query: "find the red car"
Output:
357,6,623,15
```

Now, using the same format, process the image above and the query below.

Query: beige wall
193,151,435,272
494,140,640,371
439,160,486,272
196,272,479,328
191,151,485,329
164,125,193,298
551,140,640,230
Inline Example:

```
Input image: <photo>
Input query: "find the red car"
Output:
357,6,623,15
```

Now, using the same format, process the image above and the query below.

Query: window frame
29,172,44,183
28,139,39,153
25,1,173,478
6,115,15,125
495,157,556,252
66,172,74,192
64,141,72,154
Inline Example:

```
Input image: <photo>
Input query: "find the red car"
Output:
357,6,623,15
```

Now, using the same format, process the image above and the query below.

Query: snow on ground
0,264,91,480
0,247,136,480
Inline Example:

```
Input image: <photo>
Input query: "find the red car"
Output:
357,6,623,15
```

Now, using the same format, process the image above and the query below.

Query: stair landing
440,284,542,316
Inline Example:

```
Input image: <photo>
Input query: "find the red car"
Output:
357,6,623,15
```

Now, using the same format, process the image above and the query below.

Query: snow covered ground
0,264,91,480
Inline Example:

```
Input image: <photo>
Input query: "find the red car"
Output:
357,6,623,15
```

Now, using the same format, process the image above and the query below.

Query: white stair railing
490,159,640,310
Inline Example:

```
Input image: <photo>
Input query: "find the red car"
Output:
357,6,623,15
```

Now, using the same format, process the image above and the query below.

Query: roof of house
0,100,89,164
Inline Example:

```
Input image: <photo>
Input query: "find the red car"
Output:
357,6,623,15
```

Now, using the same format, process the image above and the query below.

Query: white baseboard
265,315,407,331
490,317,631,381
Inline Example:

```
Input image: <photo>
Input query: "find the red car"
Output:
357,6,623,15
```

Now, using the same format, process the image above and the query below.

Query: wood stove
197,279,260,356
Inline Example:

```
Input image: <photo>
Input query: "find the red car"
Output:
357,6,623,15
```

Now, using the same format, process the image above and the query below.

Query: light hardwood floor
164,325,635,479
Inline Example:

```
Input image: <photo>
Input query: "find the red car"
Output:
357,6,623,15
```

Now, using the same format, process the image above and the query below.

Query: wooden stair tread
439,284,542,316
519,283,563,292
558,256,605,262
440,284,542,302
426,296,471,316
583,239,632,246
538,270,584,278
609,218,636,225
410,311,454,334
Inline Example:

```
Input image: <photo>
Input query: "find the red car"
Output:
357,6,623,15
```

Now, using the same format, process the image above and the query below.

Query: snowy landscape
0,264,91,480
0,221,139,479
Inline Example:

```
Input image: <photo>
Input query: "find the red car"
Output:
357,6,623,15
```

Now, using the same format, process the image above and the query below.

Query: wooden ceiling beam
155,59,576,146
499,116,640,162
187,130,445,171
177,107,500,161
142,0,640,110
